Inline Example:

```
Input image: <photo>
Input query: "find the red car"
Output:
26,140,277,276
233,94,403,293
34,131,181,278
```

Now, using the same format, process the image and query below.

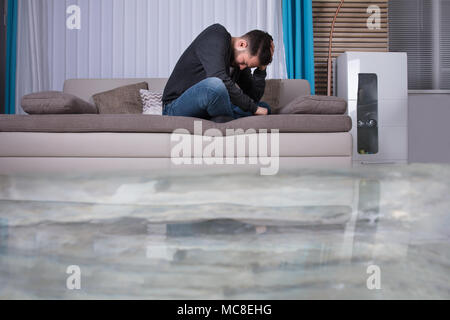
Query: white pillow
140,89,163,115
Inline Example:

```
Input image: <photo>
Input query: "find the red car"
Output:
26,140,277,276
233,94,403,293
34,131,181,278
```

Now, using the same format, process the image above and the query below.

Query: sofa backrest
63,78,311,109
63,79,168,104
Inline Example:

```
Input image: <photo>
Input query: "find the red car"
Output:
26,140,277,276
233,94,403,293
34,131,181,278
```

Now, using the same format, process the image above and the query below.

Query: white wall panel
100,0,113,78
89,0,101,78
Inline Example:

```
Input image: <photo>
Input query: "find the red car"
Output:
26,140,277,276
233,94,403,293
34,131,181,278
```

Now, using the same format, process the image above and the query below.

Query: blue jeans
163,77,271,120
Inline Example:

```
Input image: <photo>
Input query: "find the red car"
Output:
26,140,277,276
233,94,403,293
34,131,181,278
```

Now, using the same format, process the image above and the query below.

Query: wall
408,94,450,163
312,0,388,95
15,0,287,114
0,0,6,114
314,1,449,163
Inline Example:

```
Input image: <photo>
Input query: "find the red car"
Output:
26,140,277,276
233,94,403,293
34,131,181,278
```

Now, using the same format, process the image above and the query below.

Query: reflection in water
0,218,8,255
0,164,449,299
352,179,381,263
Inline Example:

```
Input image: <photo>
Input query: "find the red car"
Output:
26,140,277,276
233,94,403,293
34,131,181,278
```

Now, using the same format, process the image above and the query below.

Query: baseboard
0,157,352,175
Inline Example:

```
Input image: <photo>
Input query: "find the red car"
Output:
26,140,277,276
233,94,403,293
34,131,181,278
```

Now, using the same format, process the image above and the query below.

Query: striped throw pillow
140,89,163,115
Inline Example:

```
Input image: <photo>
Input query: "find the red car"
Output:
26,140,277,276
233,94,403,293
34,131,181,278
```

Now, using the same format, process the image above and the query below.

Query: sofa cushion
93,82,148,114
279,95,347,115
21,91,98,115
0,114,352,135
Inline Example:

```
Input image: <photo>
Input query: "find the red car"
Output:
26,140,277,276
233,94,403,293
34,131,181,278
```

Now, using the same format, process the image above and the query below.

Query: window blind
389,0,450,90
440,0,450,89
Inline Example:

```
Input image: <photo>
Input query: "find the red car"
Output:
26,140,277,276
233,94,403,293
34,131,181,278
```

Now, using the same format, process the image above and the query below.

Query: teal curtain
282,0,315,94
5,0,18,114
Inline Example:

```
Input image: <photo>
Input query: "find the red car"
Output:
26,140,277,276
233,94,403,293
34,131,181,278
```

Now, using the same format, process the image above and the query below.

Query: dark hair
242,30,274,66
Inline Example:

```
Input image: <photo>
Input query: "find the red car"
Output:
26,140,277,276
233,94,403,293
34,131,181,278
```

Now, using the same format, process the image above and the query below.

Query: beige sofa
0,78,352,174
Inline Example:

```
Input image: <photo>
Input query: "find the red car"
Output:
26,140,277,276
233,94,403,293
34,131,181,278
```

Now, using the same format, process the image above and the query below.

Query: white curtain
16,0,288,114
16,0,50,115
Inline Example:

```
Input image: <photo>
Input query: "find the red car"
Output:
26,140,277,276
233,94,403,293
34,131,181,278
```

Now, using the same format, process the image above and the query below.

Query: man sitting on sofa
162,23,275,121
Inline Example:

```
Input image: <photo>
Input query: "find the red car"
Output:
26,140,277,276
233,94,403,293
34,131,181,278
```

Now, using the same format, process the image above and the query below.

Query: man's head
232,30,274,70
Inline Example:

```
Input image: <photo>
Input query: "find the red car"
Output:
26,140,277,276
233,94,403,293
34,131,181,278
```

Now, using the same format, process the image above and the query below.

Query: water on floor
0,164,449,299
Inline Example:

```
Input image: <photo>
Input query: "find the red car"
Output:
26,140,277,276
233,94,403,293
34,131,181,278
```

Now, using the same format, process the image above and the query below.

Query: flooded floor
0,164,449,299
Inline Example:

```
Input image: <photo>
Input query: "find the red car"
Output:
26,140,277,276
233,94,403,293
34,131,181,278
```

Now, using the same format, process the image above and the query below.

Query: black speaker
357,73,379,155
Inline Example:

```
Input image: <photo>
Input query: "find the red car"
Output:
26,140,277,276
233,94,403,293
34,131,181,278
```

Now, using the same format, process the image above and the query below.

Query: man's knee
203,77,227,96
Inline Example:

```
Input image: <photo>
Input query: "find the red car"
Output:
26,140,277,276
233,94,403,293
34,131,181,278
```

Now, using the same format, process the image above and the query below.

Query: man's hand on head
254,106,269,116
257,42,275,72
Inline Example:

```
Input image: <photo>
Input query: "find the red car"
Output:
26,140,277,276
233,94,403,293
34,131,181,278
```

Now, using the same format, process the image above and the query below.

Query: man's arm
194,26,259,114
236,68,267,103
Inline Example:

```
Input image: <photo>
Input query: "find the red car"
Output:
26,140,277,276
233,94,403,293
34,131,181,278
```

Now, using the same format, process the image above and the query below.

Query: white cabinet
336,52,409,163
